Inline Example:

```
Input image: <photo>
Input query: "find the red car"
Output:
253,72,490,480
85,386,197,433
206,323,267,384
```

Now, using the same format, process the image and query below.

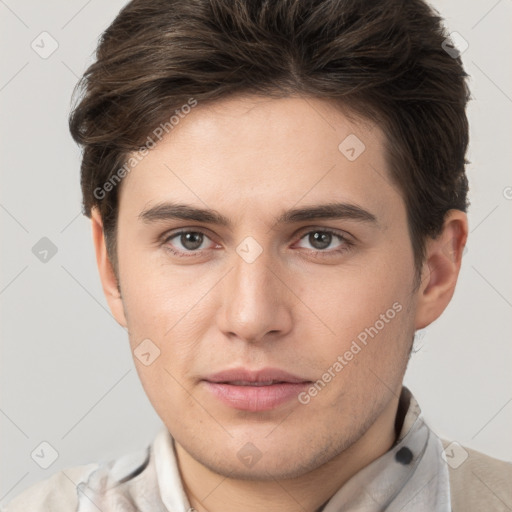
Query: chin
203,454,321,481
182,431,348,481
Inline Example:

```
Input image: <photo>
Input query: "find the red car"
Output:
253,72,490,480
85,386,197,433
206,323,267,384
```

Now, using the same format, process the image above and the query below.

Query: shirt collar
318,386,451,511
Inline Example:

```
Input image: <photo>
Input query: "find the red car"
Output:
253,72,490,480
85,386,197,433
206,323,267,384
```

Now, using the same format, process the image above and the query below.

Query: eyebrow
138,201,378,227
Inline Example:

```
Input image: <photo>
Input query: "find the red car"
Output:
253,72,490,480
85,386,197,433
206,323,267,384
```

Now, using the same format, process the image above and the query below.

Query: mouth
202,368,312,411
222,380,290,386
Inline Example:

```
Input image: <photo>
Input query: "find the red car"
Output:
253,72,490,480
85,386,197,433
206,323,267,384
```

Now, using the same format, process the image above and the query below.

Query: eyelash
160,228,354,259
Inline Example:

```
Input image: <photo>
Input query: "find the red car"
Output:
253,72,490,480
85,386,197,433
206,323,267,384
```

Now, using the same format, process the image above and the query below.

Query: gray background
1,0,511,504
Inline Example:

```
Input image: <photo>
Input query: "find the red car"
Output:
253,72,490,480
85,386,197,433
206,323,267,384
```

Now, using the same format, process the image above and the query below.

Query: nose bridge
218,238,292,342
233,242,275,301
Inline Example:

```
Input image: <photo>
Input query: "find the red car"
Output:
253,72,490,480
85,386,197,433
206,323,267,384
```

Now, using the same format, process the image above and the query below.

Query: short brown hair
69,0,470,277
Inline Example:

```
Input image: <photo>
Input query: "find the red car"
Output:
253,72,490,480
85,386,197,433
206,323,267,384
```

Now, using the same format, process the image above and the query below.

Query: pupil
182,232,203,250
310,231,331,250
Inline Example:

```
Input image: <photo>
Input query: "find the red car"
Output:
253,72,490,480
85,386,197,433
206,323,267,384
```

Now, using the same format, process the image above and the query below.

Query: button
395,446,413,465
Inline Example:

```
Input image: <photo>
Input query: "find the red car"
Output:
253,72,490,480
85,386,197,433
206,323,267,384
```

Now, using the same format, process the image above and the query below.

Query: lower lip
203,381,310,411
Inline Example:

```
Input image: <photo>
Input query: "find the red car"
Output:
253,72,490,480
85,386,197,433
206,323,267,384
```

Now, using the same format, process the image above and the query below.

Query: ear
90,207,128,329
414,210,468,330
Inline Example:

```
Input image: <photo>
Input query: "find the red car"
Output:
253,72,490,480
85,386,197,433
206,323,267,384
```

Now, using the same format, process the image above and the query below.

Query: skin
91,95,467,512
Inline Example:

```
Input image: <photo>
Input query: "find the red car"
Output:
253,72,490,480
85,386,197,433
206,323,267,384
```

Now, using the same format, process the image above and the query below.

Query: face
105,95,422,479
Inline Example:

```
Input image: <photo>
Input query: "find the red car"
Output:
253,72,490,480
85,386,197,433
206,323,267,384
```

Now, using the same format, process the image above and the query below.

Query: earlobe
414,210,468,330
90,207,128,328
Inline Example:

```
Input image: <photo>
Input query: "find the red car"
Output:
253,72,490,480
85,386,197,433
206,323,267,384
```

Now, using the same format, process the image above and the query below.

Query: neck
175,395,401,512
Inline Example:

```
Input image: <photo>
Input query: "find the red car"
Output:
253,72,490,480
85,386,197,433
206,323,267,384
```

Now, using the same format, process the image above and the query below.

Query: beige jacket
442,439,512,511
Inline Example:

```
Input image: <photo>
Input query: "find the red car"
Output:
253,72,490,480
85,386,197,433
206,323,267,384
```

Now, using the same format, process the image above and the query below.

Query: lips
205,367,309,384
202,367,311,411
225,380,282,386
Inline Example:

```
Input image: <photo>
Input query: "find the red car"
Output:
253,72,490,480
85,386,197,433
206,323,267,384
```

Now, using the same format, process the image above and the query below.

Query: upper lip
204,367,311,384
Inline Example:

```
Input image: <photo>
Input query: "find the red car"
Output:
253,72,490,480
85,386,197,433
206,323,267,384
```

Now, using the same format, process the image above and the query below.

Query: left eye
295,230,347,251
164,231,214,252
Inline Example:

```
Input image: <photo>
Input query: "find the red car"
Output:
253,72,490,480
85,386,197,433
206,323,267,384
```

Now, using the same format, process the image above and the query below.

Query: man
4,0,511,510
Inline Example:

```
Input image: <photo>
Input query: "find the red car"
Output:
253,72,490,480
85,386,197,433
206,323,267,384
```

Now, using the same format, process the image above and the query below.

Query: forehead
118,95,402,226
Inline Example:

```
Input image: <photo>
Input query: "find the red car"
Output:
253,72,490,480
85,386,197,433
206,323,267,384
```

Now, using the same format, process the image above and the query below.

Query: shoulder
2,442,152,512
1,463,99,512
441,439,512,512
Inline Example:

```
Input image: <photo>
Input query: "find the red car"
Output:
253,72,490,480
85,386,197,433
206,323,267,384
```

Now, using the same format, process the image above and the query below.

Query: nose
216,243,294,344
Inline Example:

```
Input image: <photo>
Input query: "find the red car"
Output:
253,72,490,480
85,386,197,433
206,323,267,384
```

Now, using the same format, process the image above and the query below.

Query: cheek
291,245,415,379
297,259,410,338
134,356,207,438
119,264,212,384
118,250,200,336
